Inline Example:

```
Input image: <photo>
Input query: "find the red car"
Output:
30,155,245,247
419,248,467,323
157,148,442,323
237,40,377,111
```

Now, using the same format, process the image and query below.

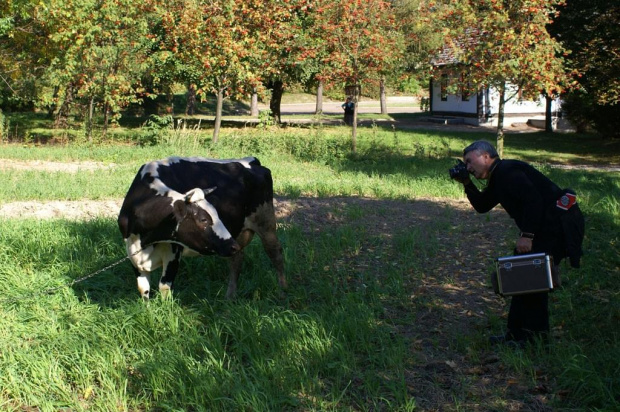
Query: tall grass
0,125,619,410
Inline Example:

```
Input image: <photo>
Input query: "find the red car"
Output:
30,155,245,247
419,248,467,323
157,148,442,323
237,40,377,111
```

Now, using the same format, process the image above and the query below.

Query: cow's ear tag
203,186,217,196
186,188,205,203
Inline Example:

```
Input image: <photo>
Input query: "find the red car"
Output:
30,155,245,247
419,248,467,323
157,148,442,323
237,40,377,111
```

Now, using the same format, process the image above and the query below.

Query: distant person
450,140,584,348
341,96,355,126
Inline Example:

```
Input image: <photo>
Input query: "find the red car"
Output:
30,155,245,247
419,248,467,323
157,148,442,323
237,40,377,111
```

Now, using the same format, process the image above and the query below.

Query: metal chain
1,247,147,305
41,255,131,296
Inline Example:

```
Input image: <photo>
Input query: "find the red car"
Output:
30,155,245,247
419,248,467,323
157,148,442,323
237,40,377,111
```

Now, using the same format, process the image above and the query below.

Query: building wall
430,77,561,125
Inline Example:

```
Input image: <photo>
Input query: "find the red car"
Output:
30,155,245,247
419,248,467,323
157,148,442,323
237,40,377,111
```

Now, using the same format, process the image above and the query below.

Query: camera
449,159,470,182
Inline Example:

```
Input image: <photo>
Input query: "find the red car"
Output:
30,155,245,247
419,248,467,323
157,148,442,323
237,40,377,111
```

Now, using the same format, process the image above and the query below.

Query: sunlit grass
0,124,619,410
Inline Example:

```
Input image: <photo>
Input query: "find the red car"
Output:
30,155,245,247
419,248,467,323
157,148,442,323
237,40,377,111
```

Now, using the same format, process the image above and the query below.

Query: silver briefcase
495,253,554,296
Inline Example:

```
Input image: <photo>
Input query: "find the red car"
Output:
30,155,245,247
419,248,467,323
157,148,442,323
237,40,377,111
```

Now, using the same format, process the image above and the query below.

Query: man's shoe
505,339,526,349
489,334,510,345
489,334,526,349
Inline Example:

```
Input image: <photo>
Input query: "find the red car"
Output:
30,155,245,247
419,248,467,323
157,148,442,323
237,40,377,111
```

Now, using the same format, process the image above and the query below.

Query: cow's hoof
137,276,151,300
159,282,172,299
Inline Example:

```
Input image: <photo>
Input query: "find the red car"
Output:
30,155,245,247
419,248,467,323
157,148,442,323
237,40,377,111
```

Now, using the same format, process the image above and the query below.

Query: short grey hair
463,140,499,158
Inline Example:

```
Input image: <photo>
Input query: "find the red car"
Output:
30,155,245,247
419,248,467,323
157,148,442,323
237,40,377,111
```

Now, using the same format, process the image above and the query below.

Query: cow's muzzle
215,239,240,257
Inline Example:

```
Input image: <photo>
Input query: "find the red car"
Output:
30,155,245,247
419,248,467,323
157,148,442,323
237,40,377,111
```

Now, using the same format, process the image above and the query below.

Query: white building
429,76,561,127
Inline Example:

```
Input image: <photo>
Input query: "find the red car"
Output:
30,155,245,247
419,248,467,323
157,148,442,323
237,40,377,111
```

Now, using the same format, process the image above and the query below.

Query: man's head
463,141,499,180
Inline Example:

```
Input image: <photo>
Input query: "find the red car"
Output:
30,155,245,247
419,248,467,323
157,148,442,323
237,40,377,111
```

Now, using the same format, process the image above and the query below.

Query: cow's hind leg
258,229,287,294
248,204,287,295
226,229,255,299
159,244,183,299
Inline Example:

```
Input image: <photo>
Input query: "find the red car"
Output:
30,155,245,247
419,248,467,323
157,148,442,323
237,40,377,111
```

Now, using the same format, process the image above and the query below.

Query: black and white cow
117,156,286,299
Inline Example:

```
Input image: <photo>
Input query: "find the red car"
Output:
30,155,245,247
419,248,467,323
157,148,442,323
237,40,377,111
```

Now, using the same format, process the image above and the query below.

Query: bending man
453,140,583,346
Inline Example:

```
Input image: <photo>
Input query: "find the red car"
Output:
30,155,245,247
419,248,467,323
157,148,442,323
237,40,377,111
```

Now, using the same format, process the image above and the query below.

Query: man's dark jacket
464,159,584,267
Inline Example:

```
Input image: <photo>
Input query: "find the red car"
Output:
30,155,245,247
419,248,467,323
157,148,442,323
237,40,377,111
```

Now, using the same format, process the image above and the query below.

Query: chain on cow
0,247,146,305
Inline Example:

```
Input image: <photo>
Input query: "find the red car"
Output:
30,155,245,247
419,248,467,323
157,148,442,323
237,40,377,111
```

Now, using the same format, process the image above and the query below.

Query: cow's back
118,156,273,239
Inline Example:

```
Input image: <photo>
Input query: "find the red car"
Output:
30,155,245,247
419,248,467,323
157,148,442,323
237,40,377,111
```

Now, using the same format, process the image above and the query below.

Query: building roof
431,28,481,66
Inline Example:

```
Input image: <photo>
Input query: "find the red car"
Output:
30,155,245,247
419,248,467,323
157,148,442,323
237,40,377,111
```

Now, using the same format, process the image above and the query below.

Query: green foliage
41,0,156,123
140,114,175,146
551,0,620,106
397,75,422,96
257,110,275,128
548,0,620,137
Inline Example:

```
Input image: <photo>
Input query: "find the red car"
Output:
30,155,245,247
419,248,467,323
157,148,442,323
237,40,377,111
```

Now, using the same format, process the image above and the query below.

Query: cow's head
172,188,240,256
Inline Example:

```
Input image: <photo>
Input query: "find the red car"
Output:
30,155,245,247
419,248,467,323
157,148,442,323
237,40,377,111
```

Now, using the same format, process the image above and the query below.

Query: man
452,140,583,347
341,96,355,126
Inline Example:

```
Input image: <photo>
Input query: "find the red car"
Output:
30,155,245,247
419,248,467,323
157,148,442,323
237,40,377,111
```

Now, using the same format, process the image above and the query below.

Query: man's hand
516,237,533,254
449,159,471,184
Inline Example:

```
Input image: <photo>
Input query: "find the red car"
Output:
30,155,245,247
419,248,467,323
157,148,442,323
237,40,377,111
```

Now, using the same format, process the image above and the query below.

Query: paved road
276,96,421,115
260,96,576,134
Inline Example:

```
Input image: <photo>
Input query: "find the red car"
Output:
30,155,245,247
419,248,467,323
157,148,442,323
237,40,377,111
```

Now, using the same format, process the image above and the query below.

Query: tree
42,0,154,137
426,0,572,156
250,0,314,125
161,0,287,142
394,0,444,98
550,0,620,137
0,0,51,111
307,0,405,152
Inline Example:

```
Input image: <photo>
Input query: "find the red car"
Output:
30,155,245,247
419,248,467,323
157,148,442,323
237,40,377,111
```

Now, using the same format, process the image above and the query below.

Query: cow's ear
203,186,217,196
173,199,188,220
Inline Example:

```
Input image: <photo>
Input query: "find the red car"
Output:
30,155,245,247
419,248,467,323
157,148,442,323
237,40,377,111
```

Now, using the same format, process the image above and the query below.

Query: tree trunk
315,80,324,114
351,86,360,153
250,89,258,116
380,78,387,115
87,96,95,142
545,95,554,133
496,82,506,158
142,84,158,117
55,84,74,129
48,86,59,119
103,101,109,137
0,109,5,141
186,84,196,116
268,79,283,124
213,87,224,143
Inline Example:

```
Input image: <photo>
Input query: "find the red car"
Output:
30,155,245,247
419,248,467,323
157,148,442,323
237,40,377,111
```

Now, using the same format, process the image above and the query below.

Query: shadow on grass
2,184,619,408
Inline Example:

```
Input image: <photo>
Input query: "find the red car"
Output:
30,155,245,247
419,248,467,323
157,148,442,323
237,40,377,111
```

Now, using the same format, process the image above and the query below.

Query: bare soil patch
0,158,116,173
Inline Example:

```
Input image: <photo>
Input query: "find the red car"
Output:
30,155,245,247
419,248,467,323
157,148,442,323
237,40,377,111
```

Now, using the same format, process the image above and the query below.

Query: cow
117,156,286,299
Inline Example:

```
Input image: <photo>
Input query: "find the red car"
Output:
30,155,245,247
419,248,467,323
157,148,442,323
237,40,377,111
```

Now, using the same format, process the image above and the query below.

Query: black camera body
449,159,470,182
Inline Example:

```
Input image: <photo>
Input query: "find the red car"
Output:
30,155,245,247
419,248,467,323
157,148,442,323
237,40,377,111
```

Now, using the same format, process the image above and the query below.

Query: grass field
0,119,619,411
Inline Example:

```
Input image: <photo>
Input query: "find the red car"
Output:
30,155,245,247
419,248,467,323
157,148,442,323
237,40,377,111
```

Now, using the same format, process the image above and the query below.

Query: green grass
0,122,619,410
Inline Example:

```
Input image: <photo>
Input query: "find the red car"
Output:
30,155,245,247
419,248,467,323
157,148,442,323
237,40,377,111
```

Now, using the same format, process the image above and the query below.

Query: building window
440,74,448,101
461,73,470,101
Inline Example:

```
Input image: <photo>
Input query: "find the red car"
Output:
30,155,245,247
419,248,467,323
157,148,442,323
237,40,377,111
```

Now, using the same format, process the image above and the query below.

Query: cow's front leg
159,244,183,299
226,229,254,299
127,240,169,300
136,271,152,300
